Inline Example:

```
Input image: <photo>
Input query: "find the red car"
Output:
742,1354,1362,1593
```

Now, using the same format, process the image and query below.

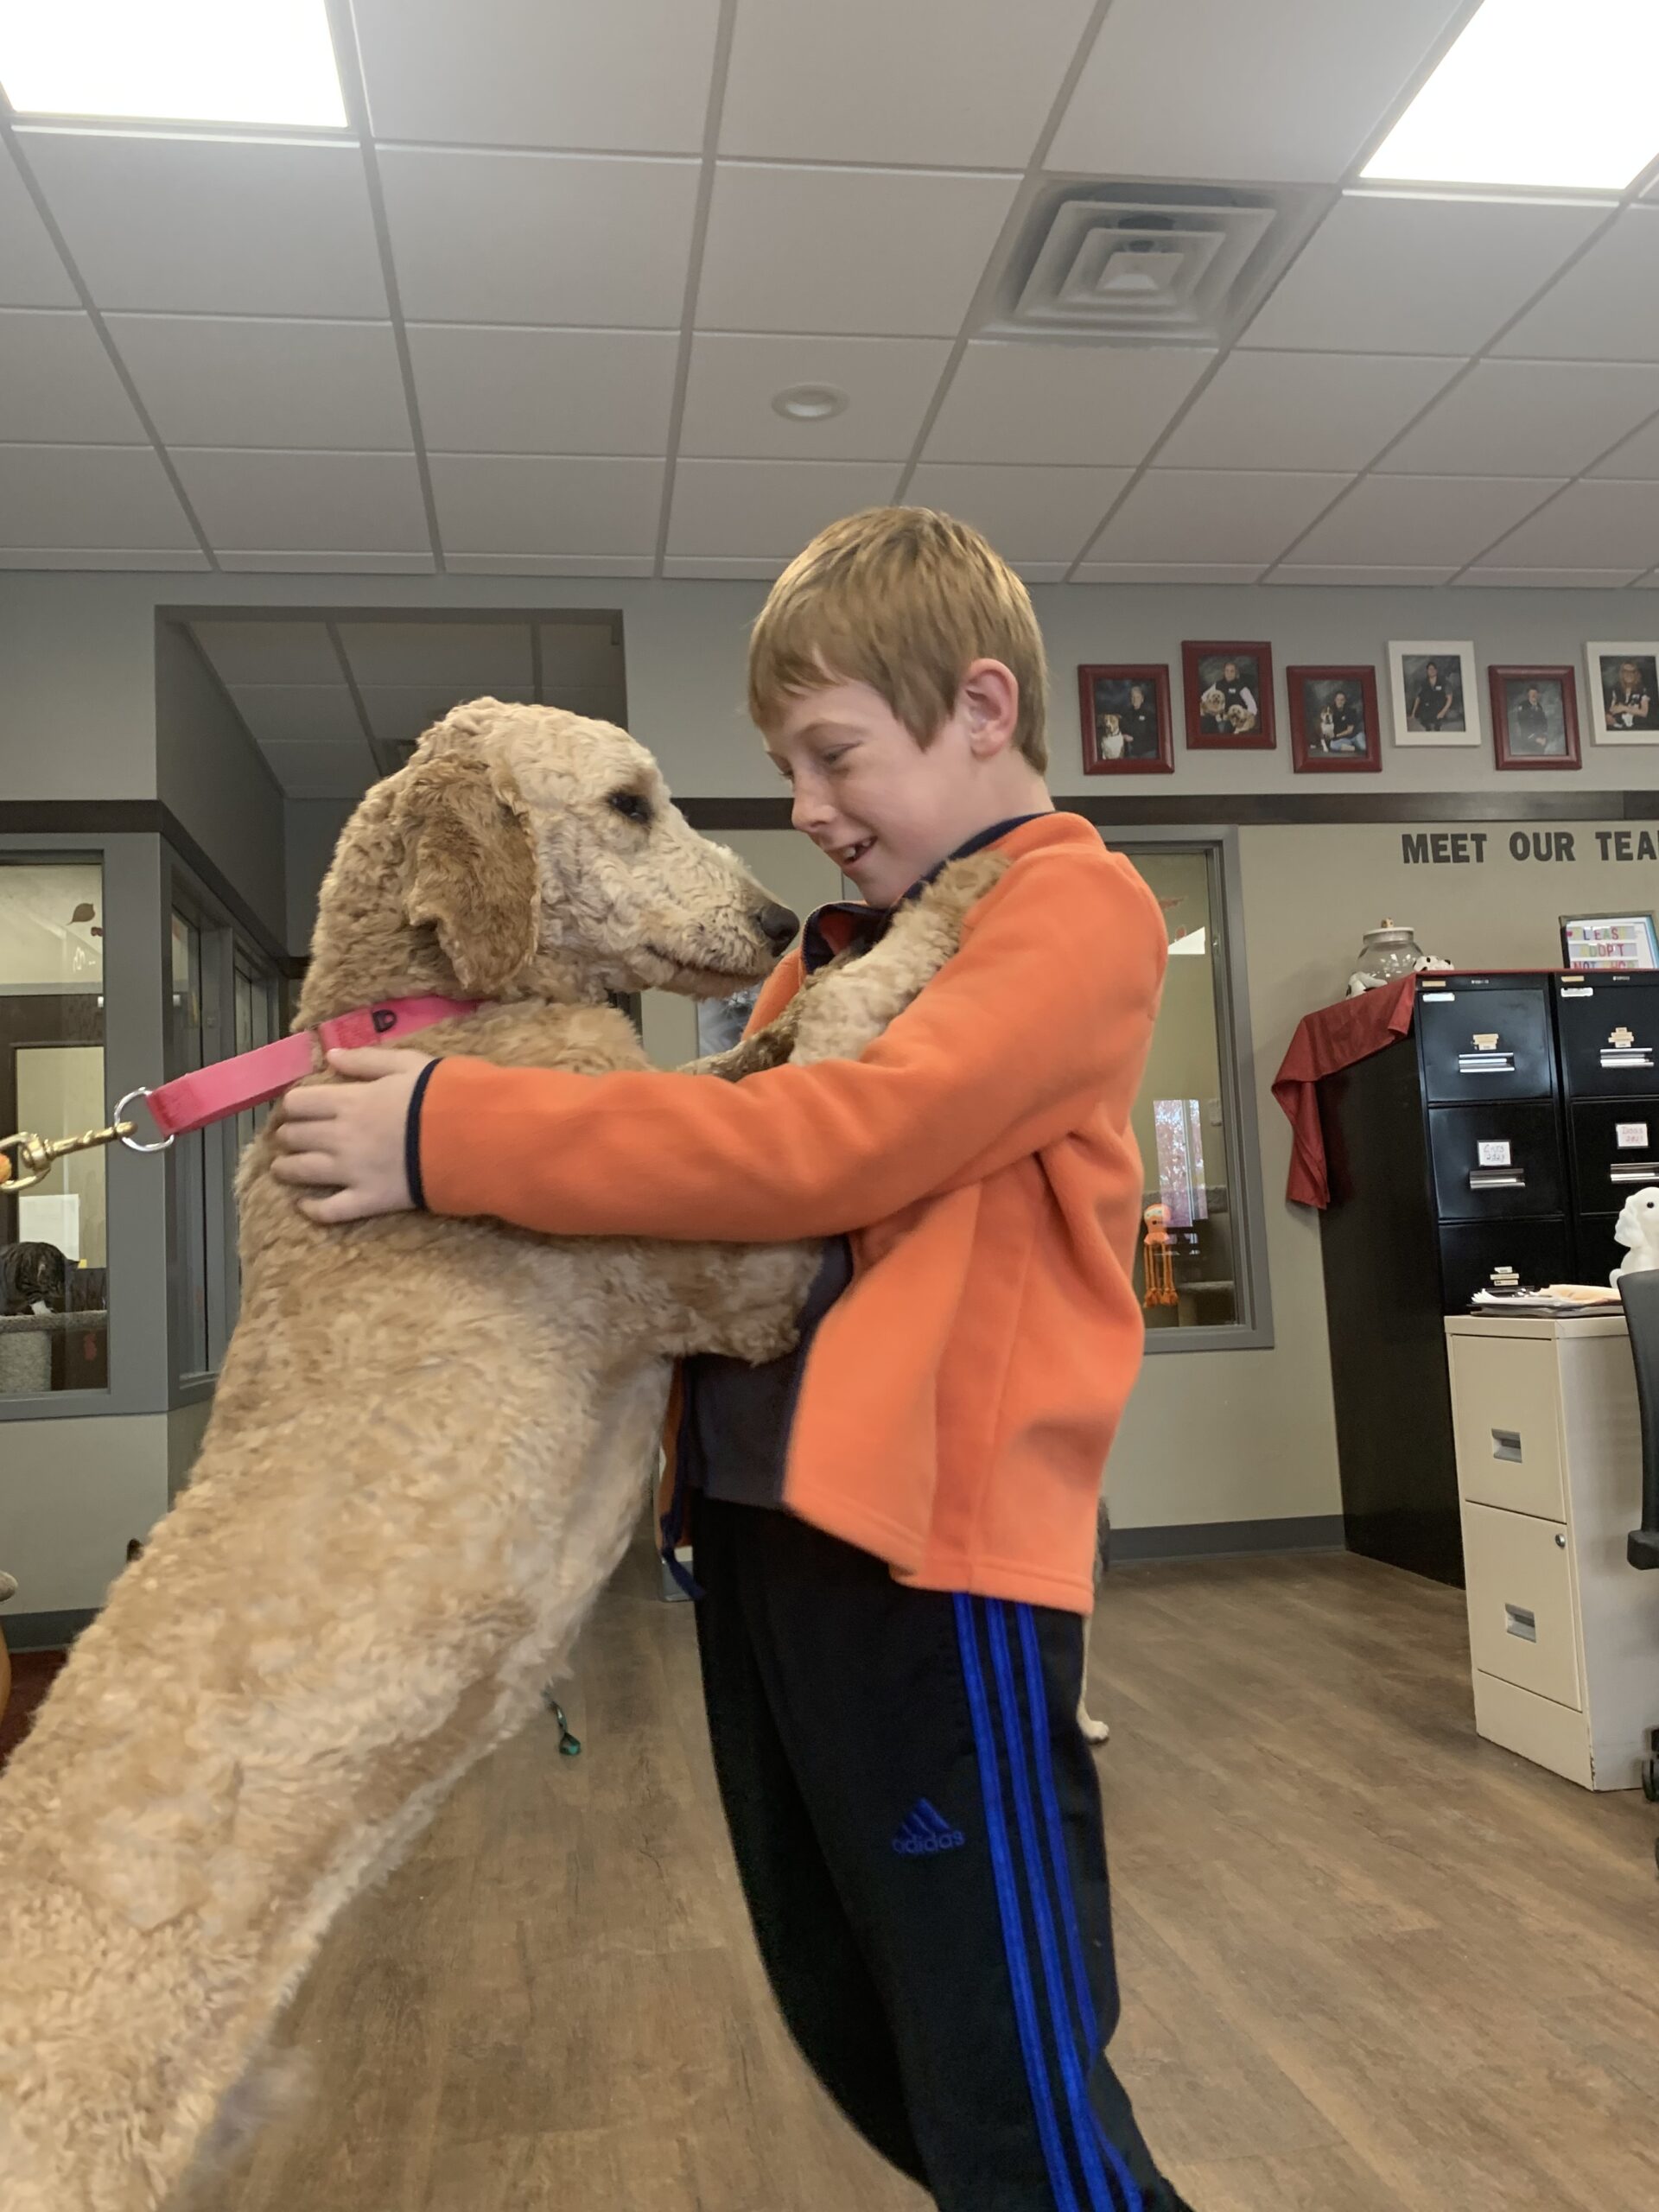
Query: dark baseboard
3,1606,95,1653
1112,1514,1346,1563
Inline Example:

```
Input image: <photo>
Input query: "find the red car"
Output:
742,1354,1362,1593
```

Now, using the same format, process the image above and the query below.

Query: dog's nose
755,901,799,955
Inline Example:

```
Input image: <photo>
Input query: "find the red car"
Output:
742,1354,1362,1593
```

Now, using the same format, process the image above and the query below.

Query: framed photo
1078,664,1173,774
1287,665,1382,774
1389,640,1480,748
1489,664,1580,771
1585,642,1659,745
1181,642,1274,751
1560,912,1659,971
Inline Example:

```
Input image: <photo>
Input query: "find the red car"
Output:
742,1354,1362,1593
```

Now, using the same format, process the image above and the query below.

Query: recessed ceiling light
0,0,347,130
1363,0,1659,192
772,385,850,423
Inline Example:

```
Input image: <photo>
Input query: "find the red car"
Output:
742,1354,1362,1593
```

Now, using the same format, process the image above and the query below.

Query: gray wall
7,564,1659,1541
153,619,288,945
283,797,354,957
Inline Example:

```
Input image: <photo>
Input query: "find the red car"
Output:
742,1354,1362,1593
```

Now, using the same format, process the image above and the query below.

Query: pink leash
137,995,480,1140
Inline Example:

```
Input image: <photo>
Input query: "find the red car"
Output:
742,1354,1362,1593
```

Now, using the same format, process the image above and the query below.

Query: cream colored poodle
0,699,1003,2212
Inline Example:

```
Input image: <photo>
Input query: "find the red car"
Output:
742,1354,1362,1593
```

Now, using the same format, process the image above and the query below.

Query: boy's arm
417,852,1166,1243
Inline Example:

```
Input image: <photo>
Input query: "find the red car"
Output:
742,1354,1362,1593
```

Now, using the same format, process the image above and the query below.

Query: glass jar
1353,919,1426,985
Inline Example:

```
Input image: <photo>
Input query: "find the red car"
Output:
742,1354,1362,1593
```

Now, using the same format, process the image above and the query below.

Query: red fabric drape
1271,976,1417,1208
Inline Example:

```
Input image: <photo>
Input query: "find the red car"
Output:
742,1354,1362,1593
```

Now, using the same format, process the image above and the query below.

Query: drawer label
1478,1140,1513,1168
1618,1122,1650,1149
1560,987,1593,998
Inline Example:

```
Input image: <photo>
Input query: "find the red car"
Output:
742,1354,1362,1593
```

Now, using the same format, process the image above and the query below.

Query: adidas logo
891,1799,966,1857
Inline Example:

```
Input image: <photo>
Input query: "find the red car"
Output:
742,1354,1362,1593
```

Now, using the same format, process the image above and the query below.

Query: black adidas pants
691,1499,1194,2212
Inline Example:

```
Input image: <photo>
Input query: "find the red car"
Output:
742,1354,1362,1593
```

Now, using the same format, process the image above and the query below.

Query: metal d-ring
114,1086,175,1155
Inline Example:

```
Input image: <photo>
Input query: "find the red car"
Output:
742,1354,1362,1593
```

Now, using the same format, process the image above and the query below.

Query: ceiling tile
1047,0,1463,181
407,326,677,454
429,454,664,556
0,137,75,306
357,684,531,748
1269,563,1455,585
353,0,721,152
923,340,1211,467
445,552,655,575
229,686,366,747
696,165,1020,338
1160,351,1459,474
378,149,697,327
1014,563,1069,582
18,132,386,317
170,450,432,554
721,0,1090,168
190,620,342,687
0,546,210,569
1379,360,1659,478
259,741,378,799
1287,472,1562,567
1084,469,1351,567
667,459,900,558
217,550,436,572
1590,411,1659,479
1471,479,1659,571
1459,567,1642,588
106,317,410,450
1494,209,1659,361
680,334,951,460
0,309,145,442
1241,194,1606,356
339,620,533,690
662,556,788,577
1071,563,1267,582
906,462,1128,562
0,443,197,550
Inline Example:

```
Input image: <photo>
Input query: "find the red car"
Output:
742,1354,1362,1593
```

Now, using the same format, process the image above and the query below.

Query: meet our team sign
1402,826,1659,866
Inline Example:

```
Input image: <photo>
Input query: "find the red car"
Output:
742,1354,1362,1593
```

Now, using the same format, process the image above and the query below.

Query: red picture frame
1182,641,1274,750
1287,664,1382,775
1077,664,1173,775
1490,664,1581,771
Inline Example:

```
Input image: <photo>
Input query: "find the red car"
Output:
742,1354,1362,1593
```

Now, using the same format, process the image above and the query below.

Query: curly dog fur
0,698,1003,2211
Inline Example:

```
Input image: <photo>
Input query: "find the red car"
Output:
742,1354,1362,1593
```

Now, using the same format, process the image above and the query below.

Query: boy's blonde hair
748,506,1049,771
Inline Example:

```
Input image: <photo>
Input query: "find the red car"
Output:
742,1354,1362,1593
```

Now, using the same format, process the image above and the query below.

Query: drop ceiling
6,0,1659,587
186,613,627,797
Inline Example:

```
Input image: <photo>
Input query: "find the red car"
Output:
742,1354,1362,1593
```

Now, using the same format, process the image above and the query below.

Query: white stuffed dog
1611,1185,1659,1284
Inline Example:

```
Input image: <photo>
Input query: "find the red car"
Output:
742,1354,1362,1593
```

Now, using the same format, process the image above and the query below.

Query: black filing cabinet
1554,971,1659,1290
1317,974,1579,1586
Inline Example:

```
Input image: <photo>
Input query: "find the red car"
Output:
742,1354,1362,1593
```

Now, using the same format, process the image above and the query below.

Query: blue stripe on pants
953,1594,1080,2211
987,1602,1129,2212
1016,1602,1146,2212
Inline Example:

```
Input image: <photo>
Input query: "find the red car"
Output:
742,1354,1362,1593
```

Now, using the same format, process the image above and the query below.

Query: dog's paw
1077,1707,1110,1745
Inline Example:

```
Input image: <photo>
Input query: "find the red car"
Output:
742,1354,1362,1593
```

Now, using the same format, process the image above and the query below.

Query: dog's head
1614,1185,1659,1255
384,699,798,1001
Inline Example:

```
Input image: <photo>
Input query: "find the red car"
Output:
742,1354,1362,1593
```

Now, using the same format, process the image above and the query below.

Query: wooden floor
210,1541,1659,2212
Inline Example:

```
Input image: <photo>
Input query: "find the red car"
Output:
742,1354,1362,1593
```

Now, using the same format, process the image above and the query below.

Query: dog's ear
394,752,540,997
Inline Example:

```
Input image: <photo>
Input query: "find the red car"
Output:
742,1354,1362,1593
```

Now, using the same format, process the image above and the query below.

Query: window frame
1103,825,1274,1355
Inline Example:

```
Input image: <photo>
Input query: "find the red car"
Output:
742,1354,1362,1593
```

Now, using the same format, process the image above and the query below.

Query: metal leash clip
0,1087,173,1194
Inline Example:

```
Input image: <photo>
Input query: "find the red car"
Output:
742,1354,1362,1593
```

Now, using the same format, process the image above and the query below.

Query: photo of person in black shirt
1491,664,1580,768
1510,683,1560,756
1080,664,1171,772
1602,654,1656,733
1405,654,1463,733
1293,668,1376,771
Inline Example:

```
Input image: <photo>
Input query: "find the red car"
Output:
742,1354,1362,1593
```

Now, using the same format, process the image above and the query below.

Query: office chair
1617,1268,1659,1838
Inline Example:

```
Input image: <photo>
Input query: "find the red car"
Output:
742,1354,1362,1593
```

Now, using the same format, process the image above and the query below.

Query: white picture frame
1585,641,1659,745
1389,640,1481,748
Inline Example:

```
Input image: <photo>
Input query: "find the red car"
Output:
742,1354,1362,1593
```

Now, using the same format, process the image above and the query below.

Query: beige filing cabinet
1446,1313,1659,1789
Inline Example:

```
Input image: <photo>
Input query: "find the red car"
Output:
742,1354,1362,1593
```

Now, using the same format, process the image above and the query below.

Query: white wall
283,797,354,957
153,619,288,944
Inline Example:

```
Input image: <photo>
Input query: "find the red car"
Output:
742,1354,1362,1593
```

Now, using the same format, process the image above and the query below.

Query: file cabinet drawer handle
1609,1162,1659,1185
1600,1047,1654,1069
1469,1168,1525,1189
1491,1428,1523,1463
1459,1051,1516,1075
1505,1604,1537,1642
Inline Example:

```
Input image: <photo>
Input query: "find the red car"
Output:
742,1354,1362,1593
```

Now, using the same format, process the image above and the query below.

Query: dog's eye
608,791,652,825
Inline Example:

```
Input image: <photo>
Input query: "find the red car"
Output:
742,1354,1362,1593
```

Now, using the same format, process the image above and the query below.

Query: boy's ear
958,658,1020,755
394,752,540,997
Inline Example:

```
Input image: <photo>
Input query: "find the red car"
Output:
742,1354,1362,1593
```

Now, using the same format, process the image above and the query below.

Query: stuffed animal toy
1611,1185,1659,1284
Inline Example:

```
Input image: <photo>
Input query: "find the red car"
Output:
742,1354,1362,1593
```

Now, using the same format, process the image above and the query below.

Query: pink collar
143,995,480,1139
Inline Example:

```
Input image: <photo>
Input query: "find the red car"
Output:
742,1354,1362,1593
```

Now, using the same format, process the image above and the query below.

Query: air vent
982,182,1313,348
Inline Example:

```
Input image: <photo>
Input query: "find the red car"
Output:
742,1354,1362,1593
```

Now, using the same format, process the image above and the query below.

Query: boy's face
765,674,1014,908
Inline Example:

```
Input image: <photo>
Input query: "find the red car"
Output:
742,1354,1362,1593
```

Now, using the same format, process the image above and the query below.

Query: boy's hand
270,1048,434,1224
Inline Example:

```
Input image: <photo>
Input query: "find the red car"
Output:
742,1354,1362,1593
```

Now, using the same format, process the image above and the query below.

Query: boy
273,509,1192,2212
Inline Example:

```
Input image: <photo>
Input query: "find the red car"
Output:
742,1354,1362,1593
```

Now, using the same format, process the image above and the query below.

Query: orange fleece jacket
419,813,1166,1613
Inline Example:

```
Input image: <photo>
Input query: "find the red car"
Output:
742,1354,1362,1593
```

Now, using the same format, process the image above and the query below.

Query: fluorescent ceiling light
0,1,346,130
1363,0,1659,192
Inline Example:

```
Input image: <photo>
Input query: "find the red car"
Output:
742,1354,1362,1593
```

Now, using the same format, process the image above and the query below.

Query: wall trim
3,1606,95,1653
681,791,1659,830
0,800,302,973
1111,1514,1346,1563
